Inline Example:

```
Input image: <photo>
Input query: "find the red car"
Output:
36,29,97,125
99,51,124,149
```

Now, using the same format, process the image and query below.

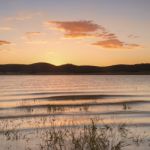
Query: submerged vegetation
1,118,149,150
39,119,128,150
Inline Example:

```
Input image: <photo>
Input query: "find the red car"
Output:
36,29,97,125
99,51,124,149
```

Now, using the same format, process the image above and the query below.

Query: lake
0,75,150,150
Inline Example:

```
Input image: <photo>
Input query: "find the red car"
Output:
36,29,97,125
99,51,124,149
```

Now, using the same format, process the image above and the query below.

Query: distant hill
0,62,150,75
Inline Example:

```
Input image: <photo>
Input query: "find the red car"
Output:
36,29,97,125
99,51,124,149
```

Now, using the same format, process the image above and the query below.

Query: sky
0,0,150,66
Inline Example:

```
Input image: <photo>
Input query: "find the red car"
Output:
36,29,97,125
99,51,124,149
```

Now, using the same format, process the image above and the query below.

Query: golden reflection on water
0,76,150,150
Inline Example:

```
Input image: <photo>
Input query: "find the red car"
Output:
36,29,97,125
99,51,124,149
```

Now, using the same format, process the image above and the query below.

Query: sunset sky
0,0,150,66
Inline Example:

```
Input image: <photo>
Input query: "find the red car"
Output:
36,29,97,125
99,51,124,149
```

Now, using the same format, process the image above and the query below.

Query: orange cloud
47,20,141,49
93,39,140,49
47,20,103,38
125,43,141,49
98,32,117,40
93,39,124,48
0,40,11,46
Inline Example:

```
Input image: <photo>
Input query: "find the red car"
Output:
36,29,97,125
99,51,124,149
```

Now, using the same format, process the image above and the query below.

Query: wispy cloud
25,32,41,40
0,27,12,32
47,20,140,49
125,43,141,49
21,31,48,45
128,34,139,39
25,40,48,45
0,40,11,46
93,39,140,49
98,32,117,40
94,32,140,49
5,12,42,21
47,20,102,38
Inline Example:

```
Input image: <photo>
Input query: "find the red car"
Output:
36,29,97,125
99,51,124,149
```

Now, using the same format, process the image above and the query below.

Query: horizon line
0,62,150,67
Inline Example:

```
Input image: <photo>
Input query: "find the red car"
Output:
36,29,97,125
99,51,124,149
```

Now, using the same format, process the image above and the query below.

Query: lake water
0,75,150,150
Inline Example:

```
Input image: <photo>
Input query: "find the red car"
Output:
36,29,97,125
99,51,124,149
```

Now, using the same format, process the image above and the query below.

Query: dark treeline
0,63,150,75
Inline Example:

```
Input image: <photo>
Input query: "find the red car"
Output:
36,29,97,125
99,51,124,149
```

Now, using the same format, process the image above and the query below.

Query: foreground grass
1,118,149,150
39,120,128,150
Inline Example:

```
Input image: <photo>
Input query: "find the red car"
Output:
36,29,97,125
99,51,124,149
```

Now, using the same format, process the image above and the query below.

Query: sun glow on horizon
0,0,149,65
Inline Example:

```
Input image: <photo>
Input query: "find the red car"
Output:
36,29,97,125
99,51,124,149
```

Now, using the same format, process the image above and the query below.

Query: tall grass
38,119,138,150
1,118,149,150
